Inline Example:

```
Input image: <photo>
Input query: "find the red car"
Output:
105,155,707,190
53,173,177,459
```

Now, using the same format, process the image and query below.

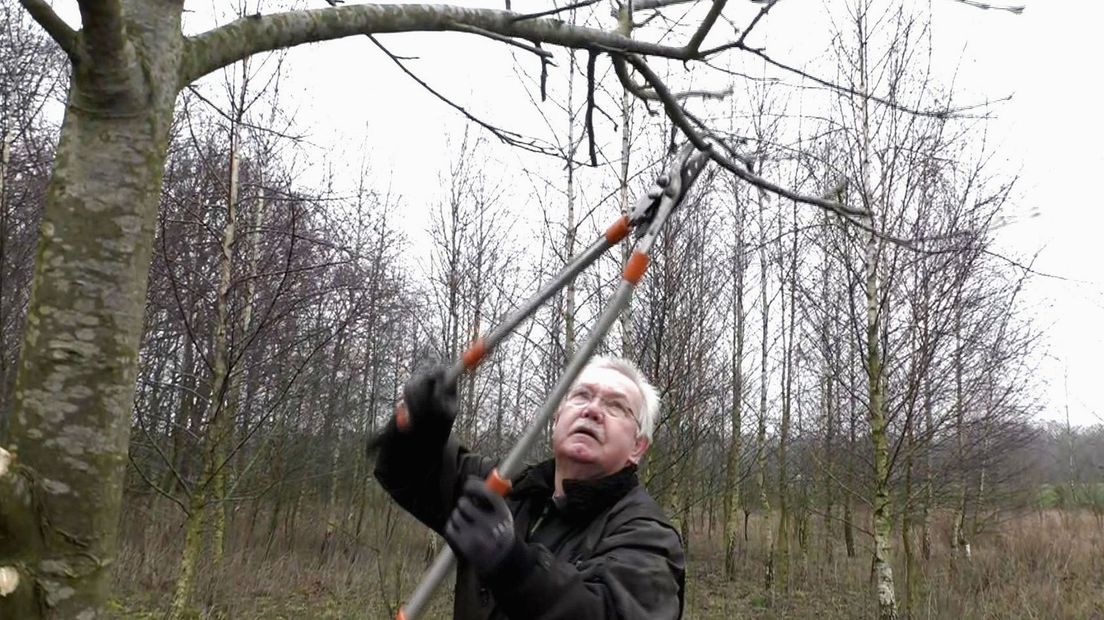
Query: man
374,356,685,619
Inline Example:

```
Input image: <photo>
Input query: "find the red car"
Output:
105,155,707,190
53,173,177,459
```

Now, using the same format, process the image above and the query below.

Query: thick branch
620,53,868,219
183,4,694,85
18,0,78,58
76,0,130,66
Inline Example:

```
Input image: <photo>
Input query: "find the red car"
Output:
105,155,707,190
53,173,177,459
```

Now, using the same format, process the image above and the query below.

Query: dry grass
109,500,1104,619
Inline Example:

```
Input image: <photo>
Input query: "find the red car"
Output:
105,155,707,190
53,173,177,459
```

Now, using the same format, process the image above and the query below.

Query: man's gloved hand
401,363,458,435
445,477,516,577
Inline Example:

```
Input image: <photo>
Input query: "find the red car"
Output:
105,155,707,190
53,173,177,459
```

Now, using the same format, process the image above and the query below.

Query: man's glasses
564,385,637,423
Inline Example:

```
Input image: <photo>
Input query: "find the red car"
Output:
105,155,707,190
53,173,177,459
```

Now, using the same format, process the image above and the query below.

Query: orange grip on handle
484,468,512,496
604,215,631,244
395,402,410,432
396,609,407,620
462,338,487,370
623,251,650,284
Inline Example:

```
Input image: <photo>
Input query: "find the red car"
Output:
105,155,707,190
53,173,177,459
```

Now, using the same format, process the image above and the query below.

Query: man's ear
628,435,649,465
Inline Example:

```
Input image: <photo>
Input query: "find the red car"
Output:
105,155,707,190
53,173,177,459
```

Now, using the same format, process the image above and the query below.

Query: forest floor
107,504,1104,619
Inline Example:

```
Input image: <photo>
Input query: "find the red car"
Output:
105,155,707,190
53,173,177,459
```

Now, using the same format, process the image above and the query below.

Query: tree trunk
0,3,183,613
755,173,774,597
952,307,970,561
844,343,857,559
859,7,897,612
563,47,577,361
723,198,746,580
866,231,897,620
616,5,634,358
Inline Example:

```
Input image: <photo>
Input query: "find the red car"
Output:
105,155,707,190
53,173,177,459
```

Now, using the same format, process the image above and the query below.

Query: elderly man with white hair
374,356,685,619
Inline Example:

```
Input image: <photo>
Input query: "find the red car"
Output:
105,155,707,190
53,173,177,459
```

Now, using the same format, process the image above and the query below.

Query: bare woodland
0,0,1102,618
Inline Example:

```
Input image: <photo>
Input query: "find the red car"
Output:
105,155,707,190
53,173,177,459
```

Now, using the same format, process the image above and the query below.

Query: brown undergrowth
109,500,1104,619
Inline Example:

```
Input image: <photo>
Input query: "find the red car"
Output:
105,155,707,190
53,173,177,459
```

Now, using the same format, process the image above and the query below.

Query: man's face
551,366,649,480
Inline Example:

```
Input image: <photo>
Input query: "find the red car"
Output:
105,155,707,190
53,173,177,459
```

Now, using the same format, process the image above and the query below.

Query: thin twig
453,23,555,59
733,0,778,49
127,451,192,516
723,47,1013,120
367,35,560,158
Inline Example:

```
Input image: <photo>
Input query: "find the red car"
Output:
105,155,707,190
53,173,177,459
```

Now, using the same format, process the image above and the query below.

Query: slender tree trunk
921,387,933,561
0,128,9,416
903,421,915,619
724,200,746,580
169,135,242,620
563,47,577,361
844,341,857,559
952,307,969,560
921,281,934,562
858,8,897,613
616,5,634,358
821,212,836,565
866,230,897,619
755,170,774,596
775,193,797,591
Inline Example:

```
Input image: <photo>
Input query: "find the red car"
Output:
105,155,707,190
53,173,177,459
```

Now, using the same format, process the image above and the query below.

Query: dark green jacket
374,423,685,619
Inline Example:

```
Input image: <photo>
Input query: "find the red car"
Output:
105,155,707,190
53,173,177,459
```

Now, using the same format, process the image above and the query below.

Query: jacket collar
512,459,640,522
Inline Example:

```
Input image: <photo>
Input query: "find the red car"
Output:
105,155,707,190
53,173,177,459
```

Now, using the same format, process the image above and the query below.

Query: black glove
445,478,517,577
401,363,458,436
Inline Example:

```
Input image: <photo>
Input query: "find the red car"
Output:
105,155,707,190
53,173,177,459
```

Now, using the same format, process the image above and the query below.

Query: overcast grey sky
46,0,1103,425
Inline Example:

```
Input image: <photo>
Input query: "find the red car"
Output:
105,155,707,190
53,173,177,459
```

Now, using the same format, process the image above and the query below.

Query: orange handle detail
395,402,410,432
604,215,631,244
623,251,650,284
462,338,487,370
484,468,512,497
396,609,407,620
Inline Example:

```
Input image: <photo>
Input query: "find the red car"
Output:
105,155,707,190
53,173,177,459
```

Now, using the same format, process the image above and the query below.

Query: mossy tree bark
0,2,182,616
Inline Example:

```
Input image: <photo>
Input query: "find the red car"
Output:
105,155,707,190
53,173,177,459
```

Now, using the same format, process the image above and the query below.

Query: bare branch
619,53,869,219
182,4,696,86
586,51,598,166
686,0,727,53
611,54,731,102
18,0,78,58
726,47,1012,119
733,0,778,49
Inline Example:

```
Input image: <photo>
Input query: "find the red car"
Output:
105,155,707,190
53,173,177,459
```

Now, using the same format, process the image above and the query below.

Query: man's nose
580,400,605,421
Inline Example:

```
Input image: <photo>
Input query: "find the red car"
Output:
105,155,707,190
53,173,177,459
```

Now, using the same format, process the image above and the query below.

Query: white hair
580,355,660,443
